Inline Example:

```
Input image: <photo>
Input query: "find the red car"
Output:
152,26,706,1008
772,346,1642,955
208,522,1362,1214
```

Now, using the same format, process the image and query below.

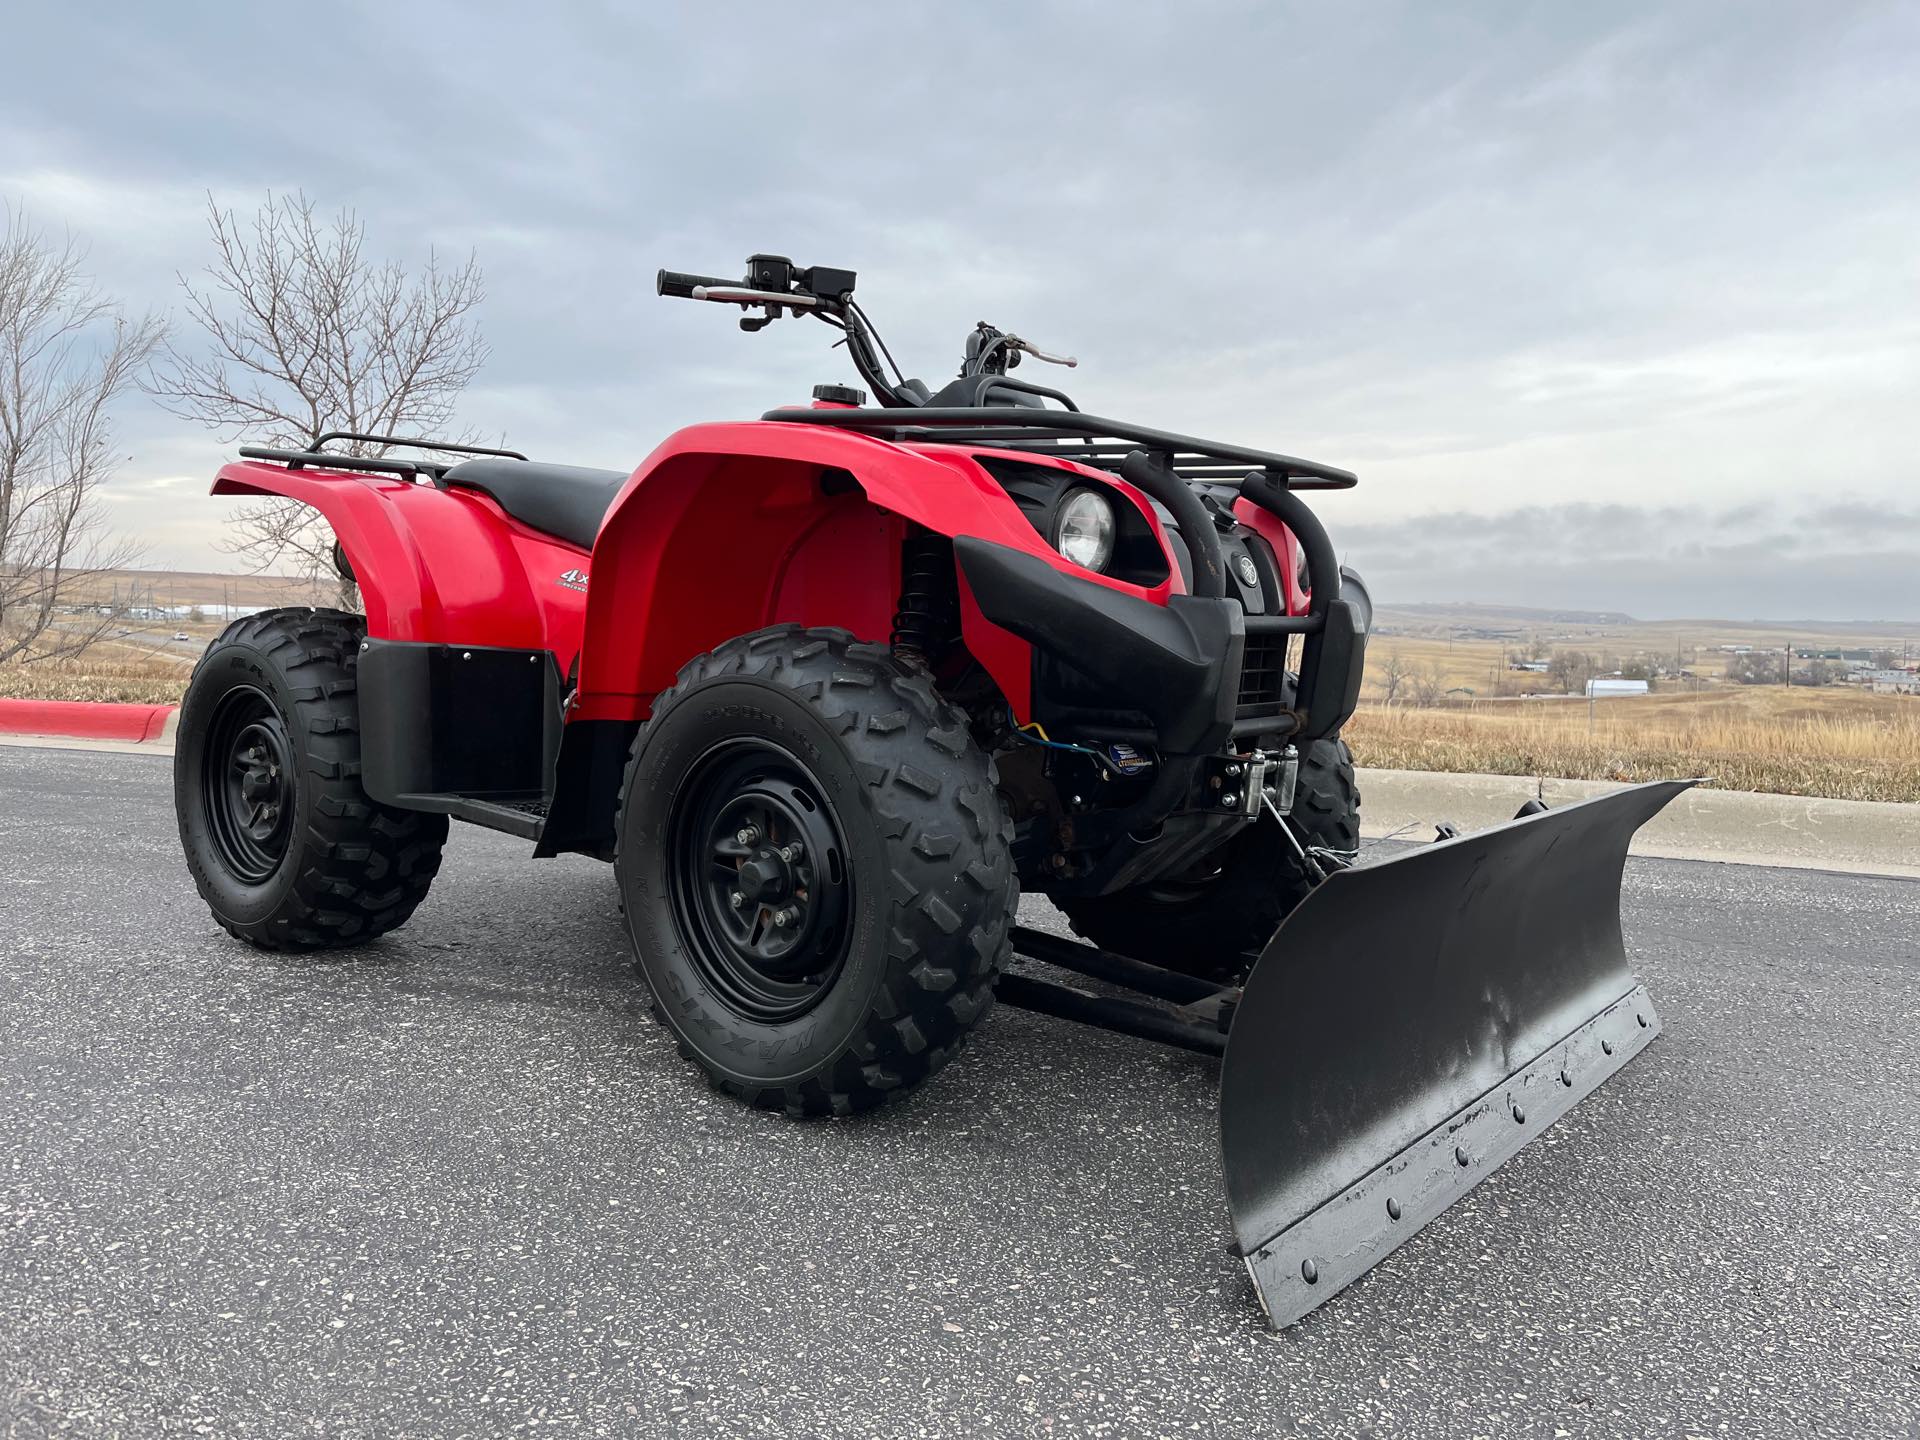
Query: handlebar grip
657,269,734,299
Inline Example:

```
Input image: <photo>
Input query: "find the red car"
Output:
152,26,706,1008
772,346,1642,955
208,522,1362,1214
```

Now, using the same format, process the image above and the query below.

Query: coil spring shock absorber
891,527,958,670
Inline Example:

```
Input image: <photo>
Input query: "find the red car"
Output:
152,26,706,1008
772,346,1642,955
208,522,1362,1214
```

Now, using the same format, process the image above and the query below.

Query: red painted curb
0,699,178,742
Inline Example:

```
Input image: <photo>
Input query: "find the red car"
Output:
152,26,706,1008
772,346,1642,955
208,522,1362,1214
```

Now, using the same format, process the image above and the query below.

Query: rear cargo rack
236,431,527,482
761,406,1358,489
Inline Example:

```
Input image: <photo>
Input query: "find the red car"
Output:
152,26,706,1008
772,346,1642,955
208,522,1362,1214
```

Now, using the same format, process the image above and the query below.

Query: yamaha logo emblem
1234,554,1259,588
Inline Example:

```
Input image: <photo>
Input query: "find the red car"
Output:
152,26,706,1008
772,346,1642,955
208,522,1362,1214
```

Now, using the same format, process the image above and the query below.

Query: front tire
1055,736,1358,982
174,608,448,950
616,627,1017,1117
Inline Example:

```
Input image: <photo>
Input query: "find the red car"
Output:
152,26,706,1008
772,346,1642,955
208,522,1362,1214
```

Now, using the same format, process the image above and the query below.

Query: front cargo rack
761,406,1358,489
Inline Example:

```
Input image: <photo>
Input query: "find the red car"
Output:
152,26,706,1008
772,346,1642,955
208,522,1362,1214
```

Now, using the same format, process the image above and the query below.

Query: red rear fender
212,462,591,658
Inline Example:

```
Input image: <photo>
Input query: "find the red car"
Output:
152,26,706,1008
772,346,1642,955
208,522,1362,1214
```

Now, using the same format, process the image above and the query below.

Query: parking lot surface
3,746,1916,1437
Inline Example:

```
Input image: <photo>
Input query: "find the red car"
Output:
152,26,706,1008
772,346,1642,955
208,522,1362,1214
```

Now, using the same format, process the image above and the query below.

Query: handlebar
660,254,917,406
658,270,824,313
656,269,736,299
655,255,1070,414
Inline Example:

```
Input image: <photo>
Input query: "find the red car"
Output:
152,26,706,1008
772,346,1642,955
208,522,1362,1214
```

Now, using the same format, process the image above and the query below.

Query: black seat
442,458,628,551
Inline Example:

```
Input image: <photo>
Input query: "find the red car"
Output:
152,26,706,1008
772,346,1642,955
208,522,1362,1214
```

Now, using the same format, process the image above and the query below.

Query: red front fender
571,421,1175,724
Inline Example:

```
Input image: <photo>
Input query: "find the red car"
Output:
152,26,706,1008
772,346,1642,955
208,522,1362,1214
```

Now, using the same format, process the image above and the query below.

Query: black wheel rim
666,739,855,1023
202,686,296,884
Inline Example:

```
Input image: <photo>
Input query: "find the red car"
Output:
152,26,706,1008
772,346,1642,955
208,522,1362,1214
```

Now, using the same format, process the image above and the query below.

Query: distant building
1861,670,1919,695
1509,659,1550,673
1586,678,1650,698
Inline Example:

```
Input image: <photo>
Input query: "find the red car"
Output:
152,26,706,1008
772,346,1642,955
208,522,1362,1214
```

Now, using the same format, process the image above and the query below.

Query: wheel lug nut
735,826,760,846
778,843,802,863
728,891,744,909
773,907,799,927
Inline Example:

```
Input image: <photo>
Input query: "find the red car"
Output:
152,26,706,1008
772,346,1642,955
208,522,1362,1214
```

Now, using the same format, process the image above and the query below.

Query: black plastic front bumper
954,509,1367,759
955,537,1245,754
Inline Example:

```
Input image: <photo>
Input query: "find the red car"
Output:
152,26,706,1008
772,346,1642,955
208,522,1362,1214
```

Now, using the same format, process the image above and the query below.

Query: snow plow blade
1221,778,1696,1328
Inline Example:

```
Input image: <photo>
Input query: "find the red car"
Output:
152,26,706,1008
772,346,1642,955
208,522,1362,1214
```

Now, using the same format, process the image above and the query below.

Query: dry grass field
0,638,200,703
61,569,328,611
1345,688,1920,803
0,571,326,704
1352,606,1920,802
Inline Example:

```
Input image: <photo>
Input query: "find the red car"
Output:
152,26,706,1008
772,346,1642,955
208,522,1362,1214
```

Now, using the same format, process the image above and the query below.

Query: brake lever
1008,336,1078,368
690,285,821,309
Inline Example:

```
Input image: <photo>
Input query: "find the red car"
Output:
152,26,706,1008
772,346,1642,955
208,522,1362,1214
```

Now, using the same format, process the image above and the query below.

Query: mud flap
1220,778,1697,1328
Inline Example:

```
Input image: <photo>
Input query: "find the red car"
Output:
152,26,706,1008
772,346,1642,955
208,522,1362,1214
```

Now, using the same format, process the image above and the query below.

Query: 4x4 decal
558,568,589,592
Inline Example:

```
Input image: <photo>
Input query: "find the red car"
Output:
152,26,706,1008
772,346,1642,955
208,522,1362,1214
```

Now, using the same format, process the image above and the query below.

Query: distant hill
1379,602,1638,628
64,568,327,609
1376,602,1918,642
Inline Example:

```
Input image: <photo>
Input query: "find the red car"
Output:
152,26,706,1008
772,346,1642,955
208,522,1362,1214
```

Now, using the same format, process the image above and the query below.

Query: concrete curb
1357,767,1920,881
0,698,178,744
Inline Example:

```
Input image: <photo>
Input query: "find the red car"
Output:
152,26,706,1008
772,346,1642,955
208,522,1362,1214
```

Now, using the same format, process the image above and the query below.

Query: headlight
1053,487,1116,572
1294,539,1311,596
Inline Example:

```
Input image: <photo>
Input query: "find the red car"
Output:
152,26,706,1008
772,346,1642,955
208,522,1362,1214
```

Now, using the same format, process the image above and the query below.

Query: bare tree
147,193,487,605
1376,647,1411,705
1409,661,1447,708
0,210,164,662
1548,649,1595,695
1724,651,1774,685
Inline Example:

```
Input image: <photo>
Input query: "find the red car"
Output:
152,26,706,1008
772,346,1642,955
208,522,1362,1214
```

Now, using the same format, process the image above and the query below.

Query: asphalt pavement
2,746,1916,1438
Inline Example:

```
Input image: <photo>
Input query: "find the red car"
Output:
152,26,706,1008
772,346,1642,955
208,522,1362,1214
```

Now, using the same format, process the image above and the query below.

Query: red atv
175,256,1685,1326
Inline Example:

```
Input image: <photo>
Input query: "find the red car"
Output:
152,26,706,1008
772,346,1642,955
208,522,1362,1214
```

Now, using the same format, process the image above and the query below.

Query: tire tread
178,608,447,952
614,625,1017,1118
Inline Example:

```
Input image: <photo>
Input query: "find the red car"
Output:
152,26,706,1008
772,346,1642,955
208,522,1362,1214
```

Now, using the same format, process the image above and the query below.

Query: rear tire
616,626,1017,1118
174,608,448,951
1056,736,1358,982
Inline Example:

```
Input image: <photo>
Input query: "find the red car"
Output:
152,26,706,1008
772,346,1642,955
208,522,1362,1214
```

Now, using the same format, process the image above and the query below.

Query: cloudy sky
5,1,1917,620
